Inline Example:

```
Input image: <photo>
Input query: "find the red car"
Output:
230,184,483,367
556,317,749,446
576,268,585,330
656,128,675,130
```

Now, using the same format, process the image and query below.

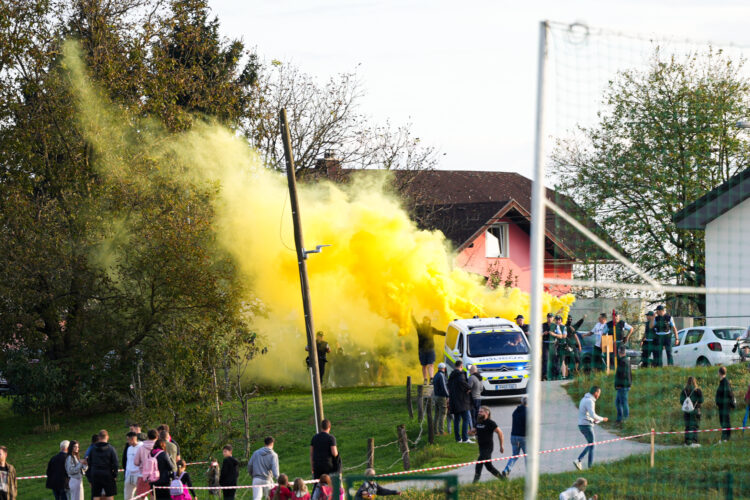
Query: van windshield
467,331,528,357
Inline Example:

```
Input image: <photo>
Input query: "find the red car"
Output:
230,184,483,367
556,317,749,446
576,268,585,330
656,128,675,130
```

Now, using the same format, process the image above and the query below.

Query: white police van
443,317,529,400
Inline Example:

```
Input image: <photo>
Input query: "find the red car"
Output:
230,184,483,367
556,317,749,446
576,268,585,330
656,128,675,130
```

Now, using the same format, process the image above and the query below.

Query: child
170,459,195,500
219,445,239,500
311,475,332,500
292,478,310,500
269,473,293,500
206,458,220,497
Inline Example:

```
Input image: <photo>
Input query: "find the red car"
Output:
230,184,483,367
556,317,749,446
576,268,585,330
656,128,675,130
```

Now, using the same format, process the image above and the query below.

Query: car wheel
697,357,711,367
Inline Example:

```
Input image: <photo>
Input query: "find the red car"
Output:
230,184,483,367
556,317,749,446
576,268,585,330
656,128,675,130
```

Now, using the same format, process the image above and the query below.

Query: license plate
496,384,517,390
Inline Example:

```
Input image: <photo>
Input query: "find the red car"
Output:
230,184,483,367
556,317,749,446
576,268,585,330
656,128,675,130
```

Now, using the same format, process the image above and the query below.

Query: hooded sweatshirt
247,446,279,482
133,439,155,476
577,393,604,427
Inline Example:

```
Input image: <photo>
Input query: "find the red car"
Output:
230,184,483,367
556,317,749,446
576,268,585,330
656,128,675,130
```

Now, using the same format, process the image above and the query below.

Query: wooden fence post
406,376,413,419
426,398,435,444
367,437,374,469
650,428,655,468
417,384,424,422
397,424,410,470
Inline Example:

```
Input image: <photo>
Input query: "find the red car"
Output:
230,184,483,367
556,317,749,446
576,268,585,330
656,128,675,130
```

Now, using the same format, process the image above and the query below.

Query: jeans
577,425,595,467
503,435,527,474
433,395,449,434
472,398,481,428
654,334,673,366
615,387,630,421
453,410,471,442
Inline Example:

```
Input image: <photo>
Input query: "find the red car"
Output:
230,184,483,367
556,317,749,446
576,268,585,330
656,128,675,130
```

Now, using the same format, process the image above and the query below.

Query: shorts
91,475,117,497
418,349,436,366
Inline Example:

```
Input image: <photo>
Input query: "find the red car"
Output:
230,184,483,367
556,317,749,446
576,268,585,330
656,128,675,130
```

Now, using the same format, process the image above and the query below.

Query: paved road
386,380,657,490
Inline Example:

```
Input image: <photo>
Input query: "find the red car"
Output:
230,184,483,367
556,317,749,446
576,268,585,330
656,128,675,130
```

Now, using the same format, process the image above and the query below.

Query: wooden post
417,385,424,422
406,376,413,419
397,424,410,470
650,428,655,468
426,398,435,444
367,437,374,469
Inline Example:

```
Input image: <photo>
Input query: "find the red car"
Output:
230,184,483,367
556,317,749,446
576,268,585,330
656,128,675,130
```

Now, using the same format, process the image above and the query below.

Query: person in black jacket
614,344,632,425
716,366,736,442
219,444,239,500
448,360,473,443
46,440,69,500
501,398,527,478
431,363,451,435
149,439,176,500
680,376,704,446
87,430,119,500
354,468,400,499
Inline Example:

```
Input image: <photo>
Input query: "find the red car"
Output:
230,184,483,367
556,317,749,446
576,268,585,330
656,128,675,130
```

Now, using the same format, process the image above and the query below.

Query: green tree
552,49,750,315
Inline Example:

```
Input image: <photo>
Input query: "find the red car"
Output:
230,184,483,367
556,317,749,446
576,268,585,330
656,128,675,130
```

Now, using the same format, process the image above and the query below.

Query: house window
485,223,509,258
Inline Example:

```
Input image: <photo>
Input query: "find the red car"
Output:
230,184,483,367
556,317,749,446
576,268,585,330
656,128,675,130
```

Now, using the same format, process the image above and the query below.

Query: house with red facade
310,157,609,296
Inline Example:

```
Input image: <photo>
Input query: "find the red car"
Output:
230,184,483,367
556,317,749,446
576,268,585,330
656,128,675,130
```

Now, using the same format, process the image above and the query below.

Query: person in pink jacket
133,429,157,497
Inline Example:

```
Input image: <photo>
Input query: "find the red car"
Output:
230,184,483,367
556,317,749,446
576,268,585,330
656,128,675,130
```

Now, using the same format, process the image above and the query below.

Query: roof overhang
674,168,750,229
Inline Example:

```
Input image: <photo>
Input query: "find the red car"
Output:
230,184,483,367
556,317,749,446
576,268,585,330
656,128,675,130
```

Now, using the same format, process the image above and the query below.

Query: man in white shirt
123,432,142,499
582,314,609,371
574,386,607,470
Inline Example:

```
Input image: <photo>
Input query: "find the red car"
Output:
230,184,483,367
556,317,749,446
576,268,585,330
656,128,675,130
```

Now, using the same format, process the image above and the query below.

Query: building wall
705,197,750,326
454,220,573,295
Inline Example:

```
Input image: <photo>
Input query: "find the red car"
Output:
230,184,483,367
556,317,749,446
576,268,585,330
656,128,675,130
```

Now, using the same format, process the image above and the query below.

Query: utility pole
279,108,325,433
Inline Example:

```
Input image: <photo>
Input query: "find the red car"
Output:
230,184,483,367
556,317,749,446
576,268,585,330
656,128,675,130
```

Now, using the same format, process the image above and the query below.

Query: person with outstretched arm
573,386,608,470
412,313,445,384
354,468,401,499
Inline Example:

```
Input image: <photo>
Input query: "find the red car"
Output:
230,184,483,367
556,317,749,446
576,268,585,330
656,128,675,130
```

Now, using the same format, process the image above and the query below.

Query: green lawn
0,385,478,499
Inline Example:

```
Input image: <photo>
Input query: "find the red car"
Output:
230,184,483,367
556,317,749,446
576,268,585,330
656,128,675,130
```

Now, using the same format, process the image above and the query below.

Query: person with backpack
311,475,332,500
680,376,704,447
716,366,736,442
269,474,293,500
134,429,159,497
169,460,195,500
149,439,176,500
87,430,119,500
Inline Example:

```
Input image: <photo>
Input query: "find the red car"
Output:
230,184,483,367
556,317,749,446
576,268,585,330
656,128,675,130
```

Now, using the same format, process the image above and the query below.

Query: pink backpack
142,449,162,483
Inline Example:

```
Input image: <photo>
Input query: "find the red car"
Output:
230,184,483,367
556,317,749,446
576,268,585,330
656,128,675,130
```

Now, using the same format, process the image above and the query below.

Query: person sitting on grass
269,473,293,500
353,469,401,499
559,477,598,500
291,477,310,499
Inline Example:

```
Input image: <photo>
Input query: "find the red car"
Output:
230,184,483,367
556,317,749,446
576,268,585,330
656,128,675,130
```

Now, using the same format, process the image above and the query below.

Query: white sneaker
462,439,476,444
573,460,583,470
690,443,701,448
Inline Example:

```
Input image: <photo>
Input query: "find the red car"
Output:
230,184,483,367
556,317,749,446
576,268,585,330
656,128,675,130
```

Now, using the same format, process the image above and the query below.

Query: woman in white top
64,440,87,500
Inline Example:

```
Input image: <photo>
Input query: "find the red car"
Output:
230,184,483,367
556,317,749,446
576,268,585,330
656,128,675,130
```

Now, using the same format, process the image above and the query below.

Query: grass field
0,385,479,499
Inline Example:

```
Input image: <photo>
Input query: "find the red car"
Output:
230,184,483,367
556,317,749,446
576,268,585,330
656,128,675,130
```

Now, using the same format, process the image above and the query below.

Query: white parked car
668,326,745,367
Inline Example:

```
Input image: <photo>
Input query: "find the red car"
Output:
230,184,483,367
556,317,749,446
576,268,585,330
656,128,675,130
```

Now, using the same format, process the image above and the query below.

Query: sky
209,0,750,179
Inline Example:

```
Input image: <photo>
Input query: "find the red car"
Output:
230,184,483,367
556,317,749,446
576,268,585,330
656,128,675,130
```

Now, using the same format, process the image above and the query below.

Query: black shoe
499,471,508,480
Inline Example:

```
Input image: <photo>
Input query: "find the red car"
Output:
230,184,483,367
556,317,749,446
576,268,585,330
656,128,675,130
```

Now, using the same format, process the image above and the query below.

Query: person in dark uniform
468,406,504,483
564,316,584,378
640,311,656,368
653,305,679,366
606,312,633,352
515,315,529,334
551,316,568,380
412,314,445,384
305,331,331,383
541,313,555,380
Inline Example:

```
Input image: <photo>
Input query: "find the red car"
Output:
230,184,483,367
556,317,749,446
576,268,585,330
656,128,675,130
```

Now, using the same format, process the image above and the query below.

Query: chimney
316,149,342,176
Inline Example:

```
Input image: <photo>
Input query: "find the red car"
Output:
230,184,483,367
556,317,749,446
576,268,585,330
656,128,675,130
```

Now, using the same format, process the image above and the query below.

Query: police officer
541,313,555,381
551,315,568,380
606,312,633,350
564,316,584,378
653,305,679,366
515,315,529,334
640,311,656,368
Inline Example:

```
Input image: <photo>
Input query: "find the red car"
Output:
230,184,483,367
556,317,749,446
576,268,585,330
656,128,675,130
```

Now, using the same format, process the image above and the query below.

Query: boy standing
219,444,239,500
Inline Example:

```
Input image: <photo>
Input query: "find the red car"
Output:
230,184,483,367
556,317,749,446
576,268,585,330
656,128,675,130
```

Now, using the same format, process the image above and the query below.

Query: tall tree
552,49,750,314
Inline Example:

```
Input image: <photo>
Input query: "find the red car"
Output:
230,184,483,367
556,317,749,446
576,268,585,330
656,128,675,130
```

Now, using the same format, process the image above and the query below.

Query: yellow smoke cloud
64,42,574,386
